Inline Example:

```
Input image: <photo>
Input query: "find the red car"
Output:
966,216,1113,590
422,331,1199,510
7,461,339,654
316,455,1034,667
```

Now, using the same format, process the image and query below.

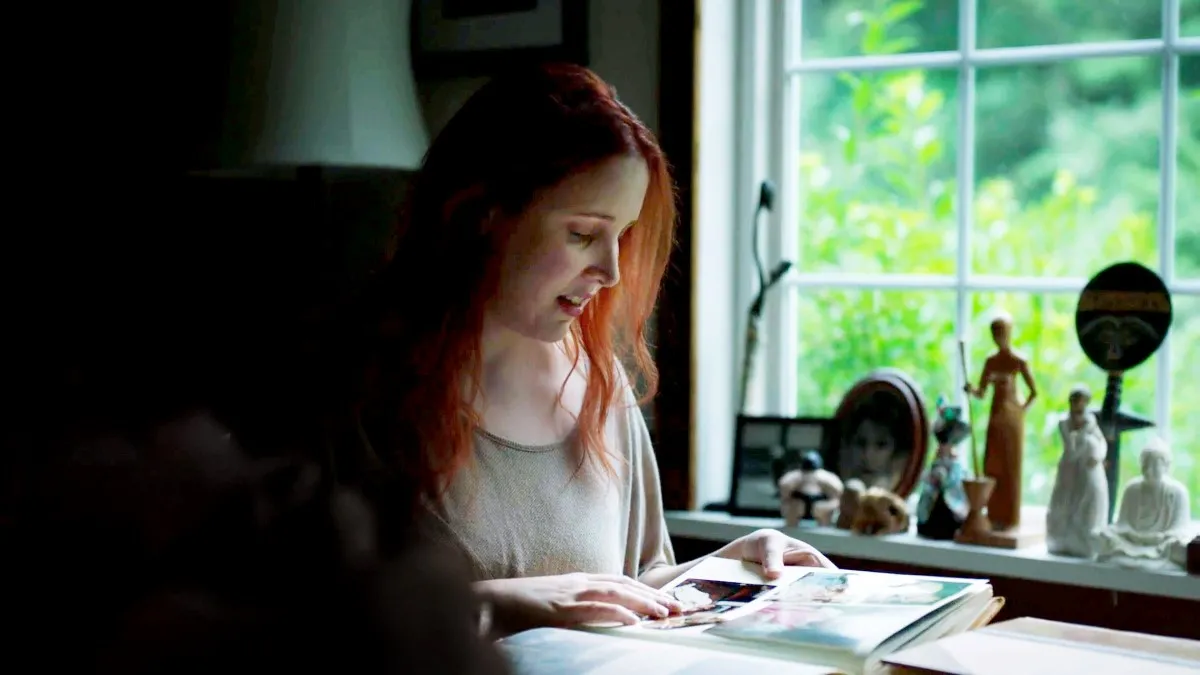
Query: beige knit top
421,384,676,582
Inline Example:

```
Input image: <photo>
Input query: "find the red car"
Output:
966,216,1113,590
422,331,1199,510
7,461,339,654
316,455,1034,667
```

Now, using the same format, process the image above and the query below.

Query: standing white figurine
1093,436,1194,568
1045,385,1109,558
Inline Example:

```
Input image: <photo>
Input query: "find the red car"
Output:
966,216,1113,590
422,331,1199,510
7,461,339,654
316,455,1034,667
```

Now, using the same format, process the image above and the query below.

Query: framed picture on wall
728,415,839,517
412,0,589,78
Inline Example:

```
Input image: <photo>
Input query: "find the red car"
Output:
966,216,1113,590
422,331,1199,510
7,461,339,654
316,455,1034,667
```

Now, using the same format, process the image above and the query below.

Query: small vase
958,477,996,541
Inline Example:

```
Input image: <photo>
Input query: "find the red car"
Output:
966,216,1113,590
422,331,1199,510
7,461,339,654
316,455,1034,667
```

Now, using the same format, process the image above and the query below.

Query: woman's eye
569,231,594,245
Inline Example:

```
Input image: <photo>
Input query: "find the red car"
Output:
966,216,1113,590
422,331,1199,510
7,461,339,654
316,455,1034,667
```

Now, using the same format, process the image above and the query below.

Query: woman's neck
474,319,584,445
476,317,565,404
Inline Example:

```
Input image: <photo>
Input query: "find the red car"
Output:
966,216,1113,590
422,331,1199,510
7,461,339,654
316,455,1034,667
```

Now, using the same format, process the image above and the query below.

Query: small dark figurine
1188,536,1200,575
916,397,972,540
778,450,844,527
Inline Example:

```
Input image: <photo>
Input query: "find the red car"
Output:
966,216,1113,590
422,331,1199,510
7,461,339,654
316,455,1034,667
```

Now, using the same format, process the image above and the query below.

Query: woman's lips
557,294,589,317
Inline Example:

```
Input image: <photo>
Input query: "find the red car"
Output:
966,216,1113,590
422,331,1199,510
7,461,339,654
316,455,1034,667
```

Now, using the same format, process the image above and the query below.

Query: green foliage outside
791,0,1200,515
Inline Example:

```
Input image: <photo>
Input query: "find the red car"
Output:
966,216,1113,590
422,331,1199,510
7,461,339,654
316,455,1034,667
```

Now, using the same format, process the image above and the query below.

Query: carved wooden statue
965,312,1037,531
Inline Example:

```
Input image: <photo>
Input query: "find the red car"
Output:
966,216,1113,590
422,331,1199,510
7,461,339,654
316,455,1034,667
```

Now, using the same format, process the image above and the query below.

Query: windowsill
666,510,1200,602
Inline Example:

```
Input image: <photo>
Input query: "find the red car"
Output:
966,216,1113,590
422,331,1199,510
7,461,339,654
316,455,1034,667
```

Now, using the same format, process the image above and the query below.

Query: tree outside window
780,0,1200,513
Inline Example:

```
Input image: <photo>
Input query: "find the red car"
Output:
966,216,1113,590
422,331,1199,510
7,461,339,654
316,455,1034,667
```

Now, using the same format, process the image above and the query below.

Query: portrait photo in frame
729,415,839,517
412,0,589,78
833,369,931,499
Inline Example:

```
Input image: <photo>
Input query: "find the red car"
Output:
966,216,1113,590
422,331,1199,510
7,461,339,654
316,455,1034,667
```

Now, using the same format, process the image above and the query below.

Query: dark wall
652,0,698,511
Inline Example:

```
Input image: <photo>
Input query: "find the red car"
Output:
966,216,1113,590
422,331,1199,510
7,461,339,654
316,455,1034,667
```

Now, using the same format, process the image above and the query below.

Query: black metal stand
1096,371,1154,523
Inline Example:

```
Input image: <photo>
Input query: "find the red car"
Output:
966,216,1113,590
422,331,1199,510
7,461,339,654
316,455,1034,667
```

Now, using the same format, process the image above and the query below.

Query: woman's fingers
577,581,675,618
562,600,642,626
586,574,683,611
782,544,837,569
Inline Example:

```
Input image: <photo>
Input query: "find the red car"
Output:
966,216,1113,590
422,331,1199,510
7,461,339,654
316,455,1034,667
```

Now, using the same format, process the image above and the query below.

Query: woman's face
851,419,896,473
991,321,1012,349
488,154,649,344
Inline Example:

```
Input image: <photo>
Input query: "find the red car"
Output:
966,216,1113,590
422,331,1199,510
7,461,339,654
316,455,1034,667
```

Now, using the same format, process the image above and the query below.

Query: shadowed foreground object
5,410,509,675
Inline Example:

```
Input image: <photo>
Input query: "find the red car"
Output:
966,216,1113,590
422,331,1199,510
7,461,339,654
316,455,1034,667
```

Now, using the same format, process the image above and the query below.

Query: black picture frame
412,0,590,78
728,415,839,517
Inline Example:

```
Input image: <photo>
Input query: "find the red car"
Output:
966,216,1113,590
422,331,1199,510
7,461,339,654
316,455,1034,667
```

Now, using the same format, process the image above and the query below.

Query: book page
584,557,813,632
882,628,1200,675
704,569,985,657
984,617,1200,662
659,556,817,590
499,627,846,675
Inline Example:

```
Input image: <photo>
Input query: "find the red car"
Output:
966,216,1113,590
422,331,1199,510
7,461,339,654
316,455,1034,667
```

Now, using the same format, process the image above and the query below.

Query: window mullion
776,1,802,416
760,0,789,416
956,0,978,412
1158,0,1180,439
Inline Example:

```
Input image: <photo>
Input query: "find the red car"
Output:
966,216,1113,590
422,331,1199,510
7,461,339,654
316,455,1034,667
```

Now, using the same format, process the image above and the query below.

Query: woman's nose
592,239,620,287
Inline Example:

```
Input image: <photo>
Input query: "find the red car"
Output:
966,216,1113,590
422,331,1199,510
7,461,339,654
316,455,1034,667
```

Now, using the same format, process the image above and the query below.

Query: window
742,0,1200,514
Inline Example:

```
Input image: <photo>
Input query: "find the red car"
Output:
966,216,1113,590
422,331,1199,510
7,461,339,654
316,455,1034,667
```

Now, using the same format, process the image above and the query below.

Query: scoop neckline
474,426,575,453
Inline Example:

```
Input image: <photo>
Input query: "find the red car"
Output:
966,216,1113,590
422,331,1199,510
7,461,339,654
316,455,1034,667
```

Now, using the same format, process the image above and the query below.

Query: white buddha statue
1045,385,1109,558
1093,436,1194,568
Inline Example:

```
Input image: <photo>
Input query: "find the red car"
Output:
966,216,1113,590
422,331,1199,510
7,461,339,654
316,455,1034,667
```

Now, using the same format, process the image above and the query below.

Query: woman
342,63,834,637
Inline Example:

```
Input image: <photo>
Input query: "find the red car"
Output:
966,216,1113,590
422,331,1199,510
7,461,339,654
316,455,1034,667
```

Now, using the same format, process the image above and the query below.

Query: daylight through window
758,0,1200,513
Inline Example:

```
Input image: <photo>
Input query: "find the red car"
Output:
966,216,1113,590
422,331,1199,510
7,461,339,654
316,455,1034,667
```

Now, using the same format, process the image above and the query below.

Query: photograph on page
778,570,976,607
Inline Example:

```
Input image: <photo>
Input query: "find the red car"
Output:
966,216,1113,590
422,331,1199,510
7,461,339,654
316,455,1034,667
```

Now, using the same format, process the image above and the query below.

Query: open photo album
498,557,998,675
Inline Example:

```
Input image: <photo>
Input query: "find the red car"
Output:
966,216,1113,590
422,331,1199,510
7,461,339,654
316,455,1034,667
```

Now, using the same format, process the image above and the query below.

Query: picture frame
728,415,839,517
411,0,589,78
833,369,931,499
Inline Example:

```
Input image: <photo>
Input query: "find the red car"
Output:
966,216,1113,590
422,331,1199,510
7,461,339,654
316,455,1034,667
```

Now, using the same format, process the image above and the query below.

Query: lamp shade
191,0,429,172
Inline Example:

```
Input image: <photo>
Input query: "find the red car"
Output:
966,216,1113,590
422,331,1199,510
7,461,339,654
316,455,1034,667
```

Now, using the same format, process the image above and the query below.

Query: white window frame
736,0,1200,439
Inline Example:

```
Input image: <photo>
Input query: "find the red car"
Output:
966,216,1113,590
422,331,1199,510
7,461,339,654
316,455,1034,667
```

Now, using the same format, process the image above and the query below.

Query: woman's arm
619,370,835,592
638,557,711,589
967,360,992,398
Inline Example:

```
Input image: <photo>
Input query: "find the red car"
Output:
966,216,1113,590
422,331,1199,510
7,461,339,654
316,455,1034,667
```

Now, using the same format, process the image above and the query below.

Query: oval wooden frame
833,368,931,499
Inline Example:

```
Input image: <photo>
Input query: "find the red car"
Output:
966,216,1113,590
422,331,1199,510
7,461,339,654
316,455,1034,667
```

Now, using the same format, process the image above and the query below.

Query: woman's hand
714,529,837,580
475,573,684,635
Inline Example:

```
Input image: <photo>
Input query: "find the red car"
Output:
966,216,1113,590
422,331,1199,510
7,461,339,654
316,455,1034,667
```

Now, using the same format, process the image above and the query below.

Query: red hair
360,64,676,499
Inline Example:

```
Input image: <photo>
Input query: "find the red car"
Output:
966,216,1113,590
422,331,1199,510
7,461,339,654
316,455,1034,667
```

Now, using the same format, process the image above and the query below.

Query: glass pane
794,288,957,416
797,69,958,274
800,0,957,61
1168,296,1200,517
1179,56,1200,278
977,0,1160,49
966,292,1157,508
973,57,1160,278
1184,0,1200,37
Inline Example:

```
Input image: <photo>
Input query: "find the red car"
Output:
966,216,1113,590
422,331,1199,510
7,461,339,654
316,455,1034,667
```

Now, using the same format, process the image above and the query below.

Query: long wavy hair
356,64,677,501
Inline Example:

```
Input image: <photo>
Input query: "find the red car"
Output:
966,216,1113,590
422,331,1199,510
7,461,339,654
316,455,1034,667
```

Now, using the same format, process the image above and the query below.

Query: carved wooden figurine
965,311,1037,531
1045,385,1109,558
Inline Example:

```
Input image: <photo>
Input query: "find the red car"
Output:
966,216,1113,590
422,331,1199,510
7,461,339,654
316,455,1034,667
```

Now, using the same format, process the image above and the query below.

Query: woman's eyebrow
569,211,615,221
